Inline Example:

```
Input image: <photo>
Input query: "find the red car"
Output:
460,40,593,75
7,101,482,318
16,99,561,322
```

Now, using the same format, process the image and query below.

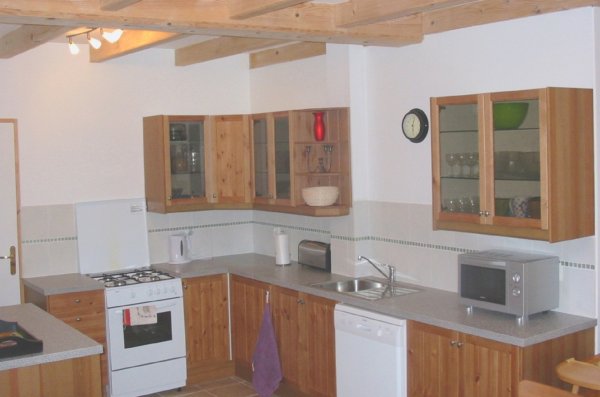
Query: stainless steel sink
310,278,420,301
314,279,385,293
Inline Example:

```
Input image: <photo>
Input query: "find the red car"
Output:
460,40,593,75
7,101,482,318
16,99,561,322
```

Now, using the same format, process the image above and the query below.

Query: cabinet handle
456,342,464,348
75,317,81,322
484,211,490,217
212,193,217,199
450,340,457,347
297,299,305,305
183,283,188,289
74,299,81,303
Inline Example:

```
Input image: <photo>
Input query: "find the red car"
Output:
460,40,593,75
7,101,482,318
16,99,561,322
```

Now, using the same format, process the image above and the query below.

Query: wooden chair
556,356,600,394
519,380,576,397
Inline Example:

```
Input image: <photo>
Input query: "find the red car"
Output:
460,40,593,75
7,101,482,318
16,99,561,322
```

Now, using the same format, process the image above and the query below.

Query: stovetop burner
89,267,174,288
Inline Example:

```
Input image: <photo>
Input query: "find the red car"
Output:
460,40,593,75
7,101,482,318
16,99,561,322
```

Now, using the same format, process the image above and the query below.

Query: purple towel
252,303,282,397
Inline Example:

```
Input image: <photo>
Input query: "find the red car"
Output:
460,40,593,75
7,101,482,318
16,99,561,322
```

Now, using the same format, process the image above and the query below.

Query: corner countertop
154,253,597,347
23,253,597,348
23,273,104,296
0,303,103,371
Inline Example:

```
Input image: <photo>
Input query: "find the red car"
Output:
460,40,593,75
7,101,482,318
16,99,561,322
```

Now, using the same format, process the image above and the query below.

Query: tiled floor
143,376,280,397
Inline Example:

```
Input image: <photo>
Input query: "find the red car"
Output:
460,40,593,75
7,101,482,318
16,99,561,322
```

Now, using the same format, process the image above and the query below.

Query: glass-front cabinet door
252,115,270,202
433,90,543,231
434,95,482,222
489,91,541,229
167,116,207,204
274,113,291,201
251,112,291,205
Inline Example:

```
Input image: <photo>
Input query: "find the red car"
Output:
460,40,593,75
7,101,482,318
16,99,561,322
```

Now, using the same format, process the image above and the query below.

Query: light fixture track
65,27,123,55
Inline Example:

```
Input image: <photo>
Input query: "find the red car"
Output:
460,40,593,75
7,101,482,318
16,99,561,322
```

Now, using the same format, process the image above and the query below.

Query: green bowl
493,102,529,130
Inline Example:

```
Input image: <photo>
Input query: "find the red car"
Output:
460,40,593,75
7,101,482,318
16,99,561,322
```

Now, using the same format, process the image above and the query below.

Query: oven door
107,297,186,371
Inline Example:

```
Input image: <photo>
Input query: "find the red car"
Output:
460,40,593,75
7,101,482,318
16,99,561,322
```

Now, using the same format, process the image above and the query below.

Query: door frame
1,119,22,302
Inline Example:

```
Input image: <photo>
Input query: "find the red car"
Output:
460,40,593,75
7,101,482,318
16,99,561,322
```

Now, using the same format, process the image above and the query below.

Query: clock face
402,109,429,143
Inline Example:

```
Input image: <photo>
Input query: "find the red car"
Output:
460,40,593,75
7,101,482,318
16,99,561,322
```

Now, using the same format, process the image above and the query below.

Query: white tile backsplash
19,200,596,317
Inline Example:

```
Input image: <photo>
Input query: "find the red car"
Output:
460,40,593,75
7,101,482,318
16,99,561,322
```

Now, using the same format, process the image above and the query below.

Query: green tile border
20,223,594,270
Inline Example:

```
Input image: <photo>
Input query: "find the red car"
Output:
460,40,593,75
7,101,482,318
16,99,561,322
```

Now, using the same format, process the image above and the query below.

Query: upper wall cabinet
252,107,352,217
431,88,594,242
144,115,251,213
144,115,211,213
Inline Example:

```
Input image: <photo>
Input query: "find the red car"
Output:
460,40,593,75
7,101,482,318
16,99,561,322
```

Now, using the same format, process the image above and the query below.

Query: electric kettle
168,234,191,264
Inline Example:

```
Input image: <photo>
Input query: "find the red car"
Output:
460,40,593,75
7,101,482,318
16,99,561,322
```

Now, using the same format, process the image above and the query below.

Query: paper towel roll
274,229,290,266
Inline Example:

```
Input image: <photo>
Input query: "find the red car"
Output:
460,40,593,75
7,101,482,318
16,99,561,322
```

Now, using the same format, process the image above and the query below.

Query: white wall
0,44,251,206
365,8,594,204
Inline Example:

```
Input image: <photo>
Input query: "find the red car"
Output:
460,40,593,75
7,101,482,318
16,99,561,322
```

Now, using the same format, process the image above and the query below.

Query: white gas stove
76,199,187,397
89,268,187,397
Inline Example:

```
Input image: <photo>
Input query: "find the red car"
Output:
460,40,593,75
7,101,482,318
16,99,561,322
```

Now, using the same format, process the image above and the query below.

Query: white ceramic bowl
302,186,339,206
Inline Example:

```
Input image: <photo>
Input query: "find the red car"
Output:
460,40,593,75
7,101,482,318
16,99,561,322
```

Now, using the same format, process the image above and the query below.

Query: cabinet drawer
59,313,106,340
47,290,105,314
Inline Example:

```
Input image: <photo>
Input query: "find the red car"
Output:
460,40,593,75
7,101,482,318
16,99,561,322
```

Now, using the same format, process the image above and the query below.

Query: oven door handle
112,301,180,315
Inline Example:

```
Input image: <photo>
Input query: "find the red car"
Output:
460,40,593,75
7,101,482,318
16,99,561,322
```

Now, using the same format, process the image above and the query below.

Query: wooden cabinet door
209,115,252,204
408,321,460,397
304,293,336,397
182,274,232,384
230,275,270,372
271,285,304,389
459,333,517,397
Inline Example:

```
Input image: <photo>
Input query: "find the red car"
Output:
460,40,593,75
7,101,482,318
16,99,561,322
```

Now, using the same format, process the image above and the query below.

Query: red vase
313,112,325,141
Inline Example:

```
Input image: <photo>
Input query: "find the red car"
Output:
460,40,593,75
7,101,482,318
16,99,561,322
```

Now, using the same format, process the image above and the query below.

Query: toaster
298,240,331,272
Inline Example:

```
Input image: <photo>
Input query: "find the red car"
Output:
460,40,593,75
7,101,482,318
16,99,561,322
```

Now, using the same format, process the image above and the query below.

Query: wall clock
402,108,429,143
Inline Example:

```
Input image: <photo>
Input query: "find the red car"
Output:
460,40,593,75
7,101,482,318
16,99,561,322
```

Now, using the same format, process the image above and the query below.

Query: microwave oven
458,250,559,319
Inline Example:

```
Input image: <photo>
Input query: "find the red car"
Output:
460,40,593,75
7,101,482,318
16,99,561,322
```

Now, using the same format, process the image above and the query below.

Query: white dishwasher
334,304,407,397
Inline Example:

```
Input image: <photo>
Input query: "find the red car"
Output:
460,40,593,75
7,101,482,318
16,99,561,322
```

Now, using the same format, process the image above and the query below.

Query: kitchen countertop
23,272,104,296
22,253,597,348
154,253,597,347
0,303,103,371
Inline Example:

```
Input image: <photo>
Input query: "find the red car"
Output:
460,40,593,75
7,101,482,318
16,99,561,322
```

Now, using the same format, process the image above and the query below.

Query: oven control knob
512,288,521,297
512,273,521,283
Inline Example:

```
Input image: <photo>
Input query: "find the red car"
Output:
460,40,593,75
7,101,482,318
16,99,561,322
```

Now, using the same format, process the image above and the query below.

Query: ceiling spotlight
68,37,80,55
87,33,102,49
102,28,123,43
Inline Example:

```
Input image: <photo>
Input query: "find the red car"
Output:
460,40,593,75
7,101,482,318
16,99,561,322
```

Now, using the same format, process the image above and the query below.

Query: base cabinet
271,285,336,397
24,287,108,392
182,274,233,384
230,276,336,397
0,355,102,397
408,321,595,397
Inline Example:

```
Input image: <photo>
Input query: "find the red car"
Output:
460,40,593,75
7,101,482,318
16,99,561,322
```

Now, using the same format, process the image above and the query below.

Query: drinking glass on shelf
466,152,479,177
445,153,458,177
457,153,468,177
443,198,458,212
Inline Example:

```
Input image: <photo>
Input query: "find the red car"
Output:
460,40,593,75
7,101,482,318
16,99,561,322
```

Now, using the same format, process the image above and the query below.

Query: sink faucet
358,255,396,287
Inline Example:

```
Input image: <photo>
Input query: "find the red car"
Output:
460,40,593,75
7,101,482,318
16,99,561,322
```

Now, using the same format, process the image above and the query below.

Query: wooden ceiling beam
250,41,326,69
228,0,311,20
336,0,477,28
0,24,71,58
422,0,600,34
0,1,421,46
90,30,181,62
99,0,142,12
175,37,288,66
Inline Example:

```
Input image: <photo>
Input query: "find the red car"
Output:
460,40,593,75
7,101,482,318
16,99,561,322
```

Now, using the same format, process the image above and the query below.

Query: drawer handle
74,299,81,303
76,317,82,322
